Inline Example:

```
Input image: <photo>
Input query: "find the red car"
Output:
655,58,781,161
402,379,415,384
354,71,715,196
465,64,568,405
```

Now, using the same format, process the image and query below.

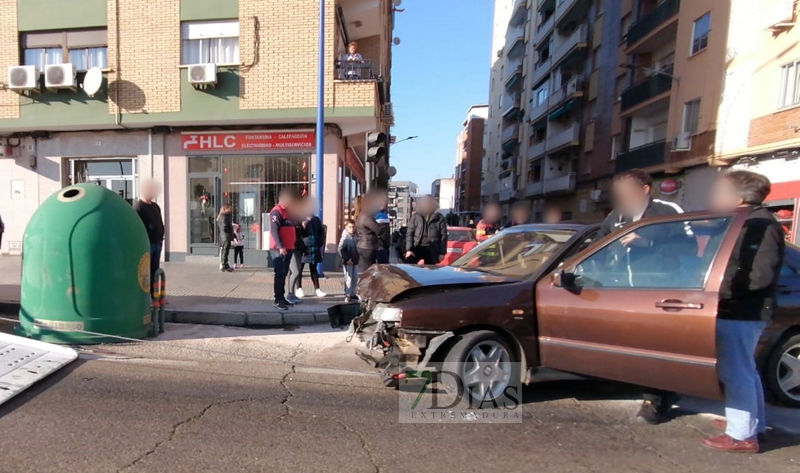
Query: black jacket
217,213,233,244
356,212,383,251
406,212,448,256
718,206,785,322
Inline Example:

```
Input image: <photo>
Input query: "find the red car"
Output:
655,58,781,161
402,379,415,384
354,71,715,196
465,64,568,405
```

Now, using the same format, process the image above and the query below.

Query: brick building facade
0,0,394,263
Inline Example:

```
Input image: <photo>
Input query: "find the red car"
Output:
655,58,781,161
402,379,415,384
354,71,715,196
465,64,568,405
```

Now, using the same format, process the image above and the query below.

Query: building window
620,13,631,43
779,59,800,108
691,13,711,55
682,99,701,135
536,87,549,106
21,29,108,71
181,20,240,65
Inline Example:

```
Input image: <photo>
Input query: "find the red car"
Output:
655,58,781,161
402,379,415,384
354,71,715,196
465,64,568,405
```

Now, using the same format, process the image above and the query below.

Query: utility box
16,184,152,344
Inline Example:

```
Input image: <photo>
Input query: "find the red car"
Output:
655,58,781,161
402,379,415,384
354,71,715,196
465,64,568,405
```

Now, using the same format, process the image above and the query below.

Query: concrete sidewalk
0,255,348,327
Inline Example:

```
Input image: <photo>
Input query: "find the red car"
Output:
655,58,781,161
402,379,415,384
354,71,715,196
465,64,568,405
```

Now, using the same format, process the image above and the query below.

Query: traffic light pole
315,0,325,221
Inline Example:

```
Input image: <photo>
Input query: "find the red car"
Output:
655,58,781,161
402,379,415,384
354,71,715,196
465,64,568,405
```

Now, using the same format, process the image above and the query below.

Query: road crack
279,370,380,472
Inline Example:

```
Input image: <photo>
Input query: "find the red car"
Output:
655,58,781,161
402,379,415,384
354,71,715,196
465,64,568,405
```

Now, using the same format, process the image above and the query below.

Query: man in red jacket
269,188,298,310
475,202,501,242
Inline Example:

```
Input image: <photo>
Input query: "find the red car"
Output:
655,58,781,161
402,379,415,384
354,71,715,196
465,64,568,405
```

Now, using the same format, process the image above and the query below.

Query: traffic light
367,132,386,163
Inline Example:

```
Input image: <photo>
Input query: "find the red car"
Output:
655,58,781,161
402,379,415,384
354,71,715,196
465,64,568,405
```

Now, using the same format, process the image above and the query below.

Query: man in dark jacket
700,170,784,453
598,168,690,425
133,180,165,285
502,202,531,229
268,188,298,310
404,195,448,265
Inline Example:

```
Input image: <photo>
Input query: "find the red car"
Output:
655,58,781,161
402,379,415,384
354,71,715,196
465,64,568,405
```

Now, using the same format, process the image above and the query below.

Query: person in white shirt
342,41,364,79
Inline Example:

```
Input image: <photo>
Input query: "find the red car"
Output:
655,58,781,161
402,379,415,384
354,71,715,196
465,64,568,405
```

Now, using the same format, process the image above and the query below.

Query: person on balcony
342,41,364,80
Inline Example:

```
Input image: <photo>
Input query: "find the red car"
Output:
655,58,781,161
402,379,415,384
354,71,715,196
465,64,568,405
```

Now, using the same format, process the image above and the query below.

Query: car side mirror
552,270,576,288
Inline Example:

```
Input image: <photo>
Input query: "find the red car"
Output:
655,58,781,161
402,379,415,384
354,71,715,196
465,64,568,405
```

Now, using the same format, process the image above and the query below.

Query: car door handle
655,300,704,310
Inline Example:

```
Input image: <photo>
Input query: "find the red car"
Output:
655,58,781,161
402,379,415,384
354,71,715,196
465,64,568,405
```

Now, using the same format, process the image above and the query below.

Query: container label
143,314,152,325
138,253,151,293
33,319,84,332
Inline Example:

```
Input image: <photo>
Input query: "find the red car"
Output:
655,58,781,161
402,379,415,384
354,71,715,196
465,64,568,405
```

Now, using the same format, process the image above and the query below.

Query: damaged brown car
347,211,800,408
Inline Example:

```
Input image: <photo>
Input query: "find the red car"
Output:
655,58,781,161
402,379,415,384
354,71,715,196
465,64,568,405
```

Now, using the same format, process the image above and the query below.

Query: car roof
447,226,474,231
501,223,594,232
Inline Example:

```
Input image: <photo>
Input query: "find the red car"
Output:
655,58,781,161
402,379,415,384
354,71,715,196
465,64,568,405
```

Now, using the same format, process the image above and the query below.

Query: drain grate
0,333,78,406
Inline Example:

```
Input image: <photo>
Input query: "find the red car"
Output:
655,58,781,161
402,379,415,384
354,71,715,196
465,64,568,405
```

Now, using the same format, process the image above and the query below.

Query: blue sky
389,0,494,194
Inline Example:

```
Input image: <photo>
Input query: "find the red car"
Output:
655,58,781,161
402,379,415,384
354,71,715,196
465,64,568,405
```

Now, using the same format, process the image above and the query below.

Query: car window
561,229,599,261
449,230,476,242
573,217,732,289
451,228,577,278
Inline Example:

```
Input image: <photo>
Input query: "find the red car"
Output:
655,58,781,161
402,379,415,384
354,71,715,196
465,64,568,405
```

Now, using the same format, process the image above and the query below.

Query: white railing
529,140,546,159
529,98,549,122
555,0,579,23
547,123,580,151
530,57,552,86
552,24,587,65
502,123,520,142
526,180,544,196
534,14,555,45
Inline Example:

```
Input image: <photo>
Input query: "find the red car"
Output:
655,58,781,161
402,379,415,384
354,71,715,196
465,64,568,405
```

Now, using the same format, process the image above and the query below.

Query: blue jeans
716,319,768,441
270,250,293,303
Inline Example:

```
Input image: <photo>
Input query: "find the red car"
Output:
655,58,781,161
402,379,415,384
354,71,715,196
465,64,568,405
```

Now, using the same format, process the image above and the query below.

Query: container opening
62,189,80,199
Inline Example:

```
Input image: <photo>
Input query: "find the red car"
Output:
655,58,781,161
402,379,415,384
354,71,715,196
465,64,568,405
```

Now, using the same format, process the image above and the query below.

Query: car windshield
450,228,577,277
449,229,476,242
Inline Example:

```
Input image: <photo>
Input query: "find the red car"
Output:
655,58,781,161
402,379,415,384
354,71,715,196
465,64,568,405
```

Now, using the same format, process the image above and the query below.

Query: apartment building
0,0,394,265
431,177,456,215
715,0,800,243
455,105,488,214
387,180,417,231
483,0,517,205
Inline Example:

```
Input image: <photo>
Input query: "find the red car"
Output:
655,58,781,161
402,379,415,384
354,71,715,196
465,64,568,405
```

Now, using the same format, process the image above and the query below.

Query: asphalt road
0,320,798,473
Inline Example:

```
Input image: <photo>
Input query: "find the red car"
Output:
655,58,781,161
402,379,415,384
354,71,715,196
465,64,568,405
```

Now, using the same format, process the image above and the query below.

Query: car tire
441,330,520,406
765,333,800,408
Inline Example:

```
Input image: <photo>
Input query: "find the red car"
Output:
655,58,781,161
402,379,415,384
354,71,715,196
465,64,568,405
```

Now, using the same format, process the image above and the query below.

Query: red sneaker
701,434,759,453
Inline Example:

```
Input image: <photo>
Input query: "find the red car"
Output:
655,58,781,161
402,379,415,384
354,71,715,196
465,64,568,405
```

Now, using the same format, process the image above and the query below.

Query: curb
164,309,330,327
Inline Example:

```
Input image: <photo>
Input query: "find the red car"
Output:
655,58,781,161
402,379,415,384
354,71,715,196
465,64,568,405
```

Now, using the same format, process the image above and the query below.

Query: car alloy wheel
766,334,800,408
442,330,518,404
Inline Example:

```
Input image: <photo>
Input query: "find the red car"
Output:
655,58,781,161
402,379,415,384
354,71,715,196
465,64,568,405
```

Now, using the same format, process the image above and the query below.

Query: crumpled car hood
356,264,518,302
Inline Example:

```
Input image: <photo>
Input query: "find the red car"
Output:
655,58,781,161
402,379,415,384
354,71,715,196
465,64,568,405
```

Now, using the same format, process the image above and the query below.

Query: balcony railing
555,0,579,23
335,59,375,80
510,0,528,26
543,172,576,193
626,0,680,47
525,180,544,197
502,123,520,143
620,72,672,111
529,99,549,122
531,57,552,86
504,64,523,88
534,13,555,45
503,94,522,117
552,24,587,66
615,140,667,173
499,188,516,202
546,123,580,151
529,140,546,159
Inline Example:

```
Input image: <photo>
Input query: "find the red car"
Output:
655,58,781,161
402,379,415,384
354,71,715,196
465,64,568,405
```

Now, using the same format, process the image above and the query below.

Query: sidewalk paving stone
0,256,347,327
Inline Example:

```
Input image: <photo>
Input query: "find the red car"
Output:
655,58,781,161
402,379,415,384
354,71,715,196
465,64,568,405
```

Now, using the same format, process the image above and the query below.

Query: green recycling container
16,183,152,344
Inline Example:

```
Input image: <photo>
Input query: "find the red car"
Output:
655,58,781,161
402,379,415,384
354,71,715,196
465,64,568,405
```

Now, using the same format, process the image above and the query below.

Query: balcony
502,123,520,145
534,14,555,45
626,0,680,52
531,57,552,86
529,139,547,159
615,140,667,173
504,64,523,89
505,24,526,57
510,0,528,26
503,94,522,118
335,59,375,80
555,0,584,25
620,72,672,112
543,172,576,194
537,0,556,13
549,74,583,109
552,24,588,67
525,180,544,197
546,123,580,152
529,98,549,122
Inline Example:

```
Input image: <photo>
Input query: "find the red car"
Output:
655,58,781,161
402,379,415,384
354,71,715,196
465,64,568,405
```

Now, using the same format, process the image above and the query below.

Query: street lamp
391,135,418,145
618,63,679,82
315,0,325,221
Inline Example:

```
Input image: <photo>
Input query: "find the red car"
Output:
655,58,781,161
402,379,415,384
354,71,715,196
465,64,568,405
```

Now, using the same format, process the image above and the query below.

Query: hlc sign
181,132,315,151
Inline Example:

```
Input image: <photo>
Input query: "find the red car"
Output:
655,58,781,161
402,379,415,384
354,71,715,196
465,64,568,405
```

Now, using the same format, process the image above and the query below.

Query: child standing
338,219,359,302
232,223,245,269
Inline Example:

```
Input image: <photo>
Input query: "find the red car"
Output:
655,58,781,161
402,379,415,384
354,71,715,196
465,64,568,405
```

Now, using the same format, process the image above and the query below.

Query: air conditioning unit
672,132,692,151
45,64,77,89
188,64,217,87
7,66,40,92
382,102,395,126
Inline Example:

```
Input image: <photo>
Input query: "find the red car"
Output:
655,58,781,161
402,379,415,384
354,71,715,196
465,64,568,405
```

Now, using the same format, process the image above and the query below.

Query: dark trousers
220,241,231,268
406,245,436,265
233,246,244,264
270,250,293,303
643,388,680,411
376,248,389,264
149,242,163,296
357,248,377,273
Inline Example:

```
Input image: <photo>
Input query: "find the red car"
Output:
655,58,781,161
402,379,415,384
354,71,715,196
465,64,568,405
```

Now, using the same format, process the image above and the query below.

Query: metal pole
314,0,326,276
315,0,325,221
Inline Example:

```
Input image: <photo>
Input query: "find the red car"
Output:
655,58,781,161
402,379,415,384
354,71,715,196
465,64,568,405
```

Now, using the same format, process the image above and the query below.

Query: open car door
535,210,748,399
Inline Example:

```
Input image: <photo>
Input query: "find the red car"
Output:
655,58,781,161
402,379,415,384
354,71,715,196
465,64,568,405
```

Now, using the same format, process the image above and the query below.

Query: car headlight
373,304,402,323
